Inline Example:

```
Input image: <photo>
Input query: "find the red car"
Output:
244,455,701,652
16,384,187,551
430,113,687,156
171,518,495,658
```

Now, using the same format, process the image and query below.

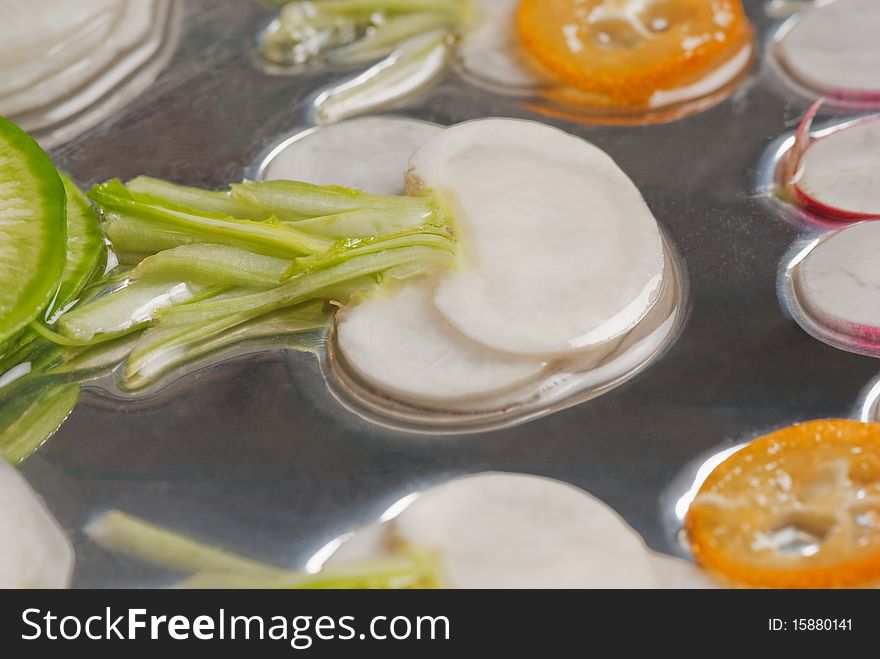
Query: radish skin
793,116,880,220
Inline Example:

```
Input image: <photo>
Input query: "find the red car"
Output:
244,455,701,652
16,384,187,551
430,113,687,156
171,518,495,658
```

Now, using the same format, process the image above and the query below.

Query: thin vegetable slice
410,118,665,357
0,458,73,588
259,117,442,195
788,108,880,220
0,381,79,465
775,0,880,105
686,419,880,588
86,509,439,589
48,176,106,319
0,115,66,344
90,180,332,257
57,279,214,343
131,244,291,287
338,280,545,407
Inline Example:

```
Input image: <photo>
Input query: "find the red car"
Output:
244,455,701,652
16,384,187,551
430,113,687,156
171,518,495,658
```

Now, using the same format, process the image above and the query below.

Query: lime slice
48,176,105,319
0,116,66,344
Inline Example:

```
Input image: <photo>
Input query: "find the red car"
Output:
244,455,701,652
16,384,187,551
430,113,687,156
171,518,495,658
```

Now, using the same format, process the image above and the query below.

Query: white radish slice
776,0,880,103
796,222,880,341
0,0,178,145
337,281,545,407
260,117,442,195
320,473,716,588
455,0,552,92
0,460,74,588
793,115,880,219
409,118,665,357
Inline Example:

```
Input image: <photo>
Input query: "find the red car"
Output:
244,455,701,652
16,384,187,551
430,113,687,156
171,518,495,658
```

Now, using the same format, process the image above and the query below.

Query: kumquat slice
685,419,880,588
516,0,753,108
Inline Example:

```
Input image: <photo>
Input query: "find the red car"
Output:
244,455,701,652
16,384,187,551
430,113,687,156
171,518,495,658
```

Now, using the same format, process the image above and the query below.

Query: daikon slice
409,118,665,357
777,0,880,102
797,221,880,339
0,460,73,588
795,117,880,219
322,473,663,588
337,281,545,407
455,0,552,92
261,117,442,195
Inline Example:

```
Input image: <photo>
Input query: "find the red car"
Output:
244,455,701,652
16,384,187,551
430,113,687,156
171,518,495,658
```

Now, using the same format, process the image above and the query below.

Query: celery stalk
0,382,79,465
131,244,292,287
126,176,270,219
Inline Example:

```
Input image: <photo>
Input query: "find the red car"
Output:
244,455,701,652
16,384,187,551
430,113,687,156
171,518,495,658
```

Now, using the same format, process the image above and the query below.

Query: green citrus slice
0,116,66,344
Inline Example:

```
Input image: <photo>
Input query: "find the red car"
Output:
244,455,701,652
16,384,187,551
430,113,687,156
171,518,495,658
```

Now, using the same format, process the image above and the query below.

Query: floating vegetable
412,118,665,356
775,0,880,105
322,473,713,588
0,0,180,146
0,459,73,588
86,510,439,589
260,117,442,194
265,0,753,122
786,105,880,221
793,222,880,345
686,419,880,588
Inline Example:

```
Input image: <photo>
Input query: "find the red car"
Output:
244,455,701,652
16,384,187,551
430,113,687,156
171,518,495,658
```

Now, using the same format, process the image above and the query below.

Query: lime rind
0,115,66,344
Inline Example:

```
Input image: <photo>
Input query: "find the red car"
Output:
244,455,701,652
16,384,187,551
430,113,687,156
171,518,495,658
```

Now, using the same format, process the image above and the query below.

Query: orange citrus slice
516,0,753,108
685,419,880,588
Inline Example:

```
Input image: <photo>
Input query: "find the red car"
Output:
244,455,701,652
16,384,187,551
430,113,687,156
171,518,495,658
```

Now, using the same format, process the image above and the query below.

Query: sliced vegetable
686,419,880,588
261,0,471,66
411,118,665,356
49,176,107,319
796,221,880,342
775,0,880,104
90,180,332,257
338,280,545,406
788,110,880,221
0,381,79,465
126,176,270,219
0,115,67,345
323,473,705,588
123,245,454,385
230,179,436,220
86,509,440,589
0,457,73,588
131,244,291,287
259,117,442,195
121,302,329,391
57,279,214,343
313,29,452,124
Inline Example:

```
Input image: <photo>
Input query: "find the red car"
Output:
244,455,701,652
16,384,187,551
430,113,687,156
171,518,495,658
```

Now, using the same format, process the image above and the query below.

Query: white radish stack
796,222,880,340
0,0,179,146
336,118,667,410
776,0,880,103
320,473,715,589
0,460,73,588
794,118,880,219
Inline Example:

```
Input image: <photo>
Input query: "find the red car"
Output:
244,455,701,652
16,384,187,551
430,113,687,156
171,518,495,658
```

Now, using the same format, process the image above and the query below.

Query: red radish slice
796,221,880,342
790,111,880,220
319,473,717,588
337,281,546,408
776,0,880,104
409,118,665,357
260,117,442,195
0,460,73,588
